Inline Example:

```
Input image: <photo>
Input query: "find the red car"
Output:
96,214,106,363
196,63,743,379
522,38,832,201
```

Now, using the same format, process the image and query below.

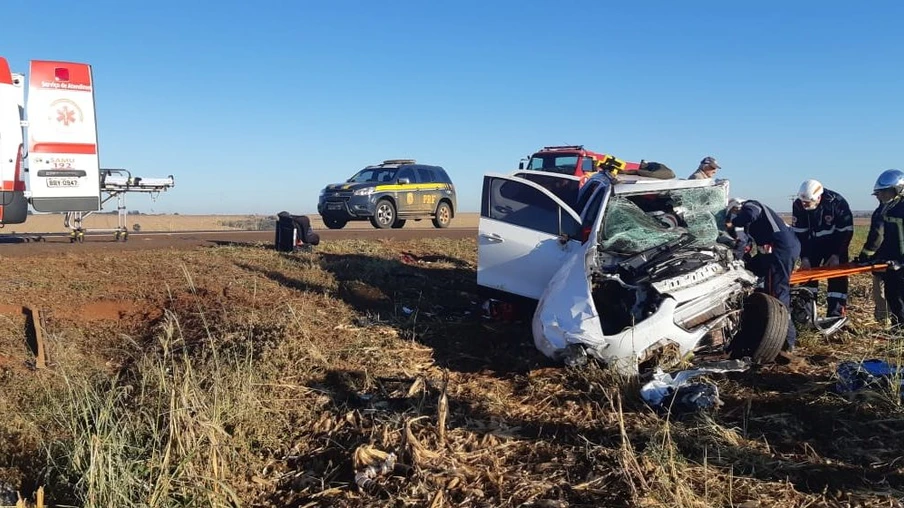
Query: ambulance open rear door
26,60,101,213
0,57,28,225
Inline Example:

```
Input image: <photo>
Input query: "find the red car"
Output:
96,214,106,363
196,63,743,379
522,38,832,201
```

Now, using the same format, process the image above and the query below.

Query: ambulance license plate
327,202,343,210
47,177,79,188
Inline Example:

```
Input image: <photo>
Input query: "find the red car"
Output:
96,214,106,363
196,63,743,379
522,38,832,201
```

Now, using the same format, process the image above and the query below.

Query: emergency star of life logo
49,99,83,128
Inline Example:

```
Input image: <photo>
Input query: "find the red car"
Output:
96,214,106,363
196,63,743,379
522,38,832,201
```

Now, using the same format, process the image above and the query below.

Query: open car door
478,173,583,300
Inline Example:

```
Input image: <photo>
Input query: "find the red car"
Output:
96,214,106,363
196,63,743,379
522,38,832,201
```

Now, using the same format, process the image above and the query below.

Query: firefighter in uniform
856,193,890,324
790,180,854,317
728,199,801,349
870,169,904,327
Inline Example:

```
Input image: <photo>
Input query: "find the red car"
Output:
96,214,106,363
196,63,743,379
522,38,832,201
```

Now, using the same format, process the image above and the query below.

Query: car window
435,168,452,184
417,167,436,183
582,157,595,173
575,180,601,216
512,172,581,211
349,168,396,183
581,184,608,240
397,167,415,183
483,178,579,237
527,154,579,175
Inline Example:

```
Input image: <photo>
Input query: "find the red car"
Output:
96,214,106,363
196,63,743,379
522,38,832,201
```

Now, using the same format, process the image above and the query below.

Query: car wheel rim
440,206,450,223
378,205,393,225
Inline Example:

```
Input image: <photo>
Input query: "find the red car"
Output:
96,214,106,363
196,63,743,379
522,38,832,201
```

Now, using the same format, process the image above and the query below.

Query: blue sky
3,0,902,214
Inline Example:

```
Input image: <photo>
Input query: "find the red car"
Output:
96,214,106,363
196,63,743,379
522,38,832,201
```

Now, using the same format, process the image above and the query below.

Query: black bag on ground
275,212,320,252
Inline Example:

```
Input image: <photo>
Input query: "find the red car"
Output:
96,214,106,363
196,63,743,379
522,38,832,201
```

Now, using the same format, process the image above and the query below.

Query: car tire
391,219,406,229
432,202,452,229
323,217,347,230
728,292,789,364
370,199,396,229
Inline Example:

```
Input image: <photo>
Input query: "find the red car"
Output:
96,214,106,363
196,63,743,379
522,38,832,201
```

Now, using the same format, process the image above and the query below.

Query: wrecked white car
477,170,790,375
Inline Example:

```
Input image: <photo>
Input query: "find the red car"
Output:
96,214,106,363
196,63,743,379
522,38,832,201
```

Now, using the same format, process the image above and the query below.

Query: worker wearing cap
727,198,801,349
856,193,890,324
688,157,720,179
870,169,904,327
790,180,854,318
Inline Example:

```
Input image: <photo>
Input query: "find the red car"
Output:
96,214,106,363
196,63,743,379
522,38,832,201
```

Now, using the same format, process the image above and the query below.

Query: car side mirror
518,162,525,170
398,178,410,185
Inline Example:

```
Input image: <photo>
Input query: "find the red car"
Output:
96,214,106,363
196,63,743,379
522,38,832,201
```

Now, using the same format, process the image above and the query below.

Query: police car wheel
728,292,789,364
323,217,347,230
371,199,396,229
391,219,406,229
433,202,452,229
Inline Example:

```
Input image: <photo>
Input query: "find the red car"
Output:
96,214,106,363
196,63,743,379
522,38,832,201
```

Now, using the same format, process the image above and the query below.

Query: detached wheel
391,219,406,229
433,202,452,228
323,217,347,230
370,199,396,229
728,292,789,364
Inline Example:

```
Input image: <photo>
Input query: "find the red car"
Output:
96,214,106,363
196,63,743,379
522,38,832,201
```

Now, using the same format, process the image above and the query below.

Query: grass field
0,225,901,507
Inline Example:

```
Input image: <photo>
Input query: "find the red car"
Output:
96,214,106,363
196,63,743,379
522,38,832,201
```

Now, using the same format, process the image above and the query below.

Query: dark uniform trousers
876,197,904,327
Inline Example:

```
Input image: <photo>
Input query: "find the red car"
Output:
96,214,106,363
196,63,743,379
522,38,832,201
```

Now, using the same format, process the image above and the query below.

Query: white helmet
727,197,745,213
797,179,824,210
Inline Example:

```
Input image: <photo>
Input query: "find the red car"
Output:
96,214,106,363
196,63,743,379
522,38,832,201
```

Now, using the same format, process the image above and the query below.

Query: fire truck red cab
518,145,640,186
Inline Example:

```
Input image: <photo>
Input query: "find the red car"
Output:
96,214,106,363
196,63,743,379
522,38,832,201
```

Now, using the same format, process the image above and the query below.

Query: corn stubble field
0,226,902,507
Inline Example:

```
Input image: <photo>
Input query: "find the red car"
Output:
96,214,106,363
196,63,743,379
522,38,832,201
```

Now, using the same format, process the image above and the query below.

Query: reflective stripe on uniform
836,225,854,232
791,226,808,233
828,292,848,299
763,206,782,233
814,227,836,237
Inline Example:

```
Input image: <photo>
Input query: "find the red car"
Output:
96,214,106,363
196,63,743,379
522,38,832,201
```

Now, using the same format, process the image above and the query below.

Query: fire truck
518,145,641,184
0,56,174,242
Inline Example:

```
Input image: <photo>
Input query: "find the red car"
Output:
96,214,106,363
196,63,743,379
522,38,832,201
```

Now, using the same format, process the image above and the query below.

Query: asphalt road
0,227,479,257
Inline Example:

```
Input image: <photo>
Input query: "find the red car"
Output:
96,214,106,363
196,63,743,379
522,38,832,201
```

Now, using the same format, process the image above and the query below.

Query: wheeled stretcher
64,168,175,242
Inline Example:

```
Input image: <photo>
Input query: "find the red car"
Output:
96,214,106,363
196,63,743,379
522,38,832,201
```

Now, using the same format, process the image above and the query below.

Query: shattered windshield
599,184,729,254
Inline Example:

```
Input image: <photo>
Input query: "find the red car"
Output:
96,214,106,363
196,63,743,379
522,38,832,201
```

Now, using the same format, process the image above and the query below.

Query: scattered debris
835,359,904,399
22,306,47,369
640,358,752,413
353,445,397,494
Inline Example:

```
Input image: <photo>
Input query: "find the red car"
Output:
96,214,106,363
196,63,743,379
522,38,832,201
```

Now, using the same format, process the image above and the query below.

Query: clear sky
3,0,902,215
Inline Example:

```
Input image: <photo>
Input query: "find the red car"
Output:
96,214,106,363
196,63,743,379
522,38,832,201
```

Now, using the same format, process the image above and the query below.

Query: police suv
318,159,457,229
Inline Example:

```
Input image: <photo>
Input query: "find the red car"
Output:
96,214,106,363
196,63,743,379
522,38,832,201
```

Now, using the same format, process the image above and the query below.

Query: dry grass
0,227,901,506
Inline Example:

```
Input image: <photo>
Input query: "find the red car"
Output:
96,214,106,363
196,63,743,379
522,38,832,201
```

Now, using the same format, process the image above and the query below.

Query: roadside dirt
0,227,477,257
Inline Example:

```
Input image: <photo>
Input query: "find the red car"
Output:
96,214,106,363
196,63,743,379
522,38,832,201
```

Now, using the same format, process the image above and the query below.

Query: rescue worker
856,192,890,324
688,156,720,180
869,169,904,327
727,198,801,349
790,180,854,317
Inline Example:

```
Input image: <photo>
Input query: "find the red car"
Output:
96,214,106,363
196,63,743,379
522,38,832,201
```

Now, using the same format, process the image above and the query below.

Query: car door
395,167,420,214
478,173,583,300
416,166,440,213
